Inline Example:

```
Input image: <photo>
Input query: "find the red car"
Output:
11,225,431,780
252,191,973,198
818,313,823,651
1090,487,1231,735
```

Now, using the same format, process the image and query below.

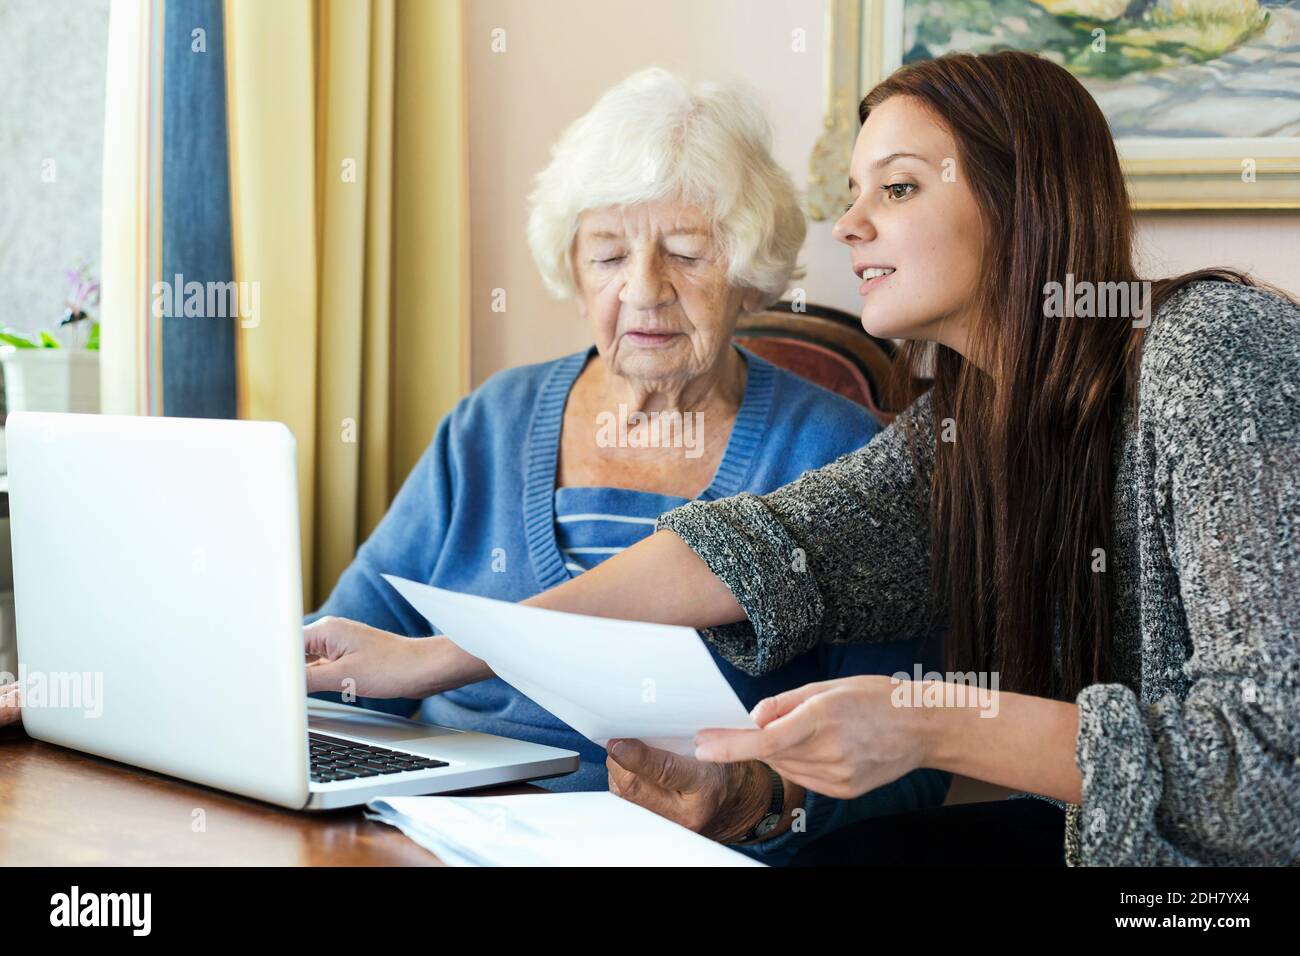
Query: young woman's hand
693,675,930,800
304,616,491,699
0,682,21,730
605,738,784,843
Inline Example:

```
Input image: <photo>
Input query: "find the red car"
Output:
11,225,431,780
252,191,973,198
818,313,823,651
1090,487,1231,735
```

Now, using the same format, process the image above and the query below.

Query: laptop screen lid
5,411,311,809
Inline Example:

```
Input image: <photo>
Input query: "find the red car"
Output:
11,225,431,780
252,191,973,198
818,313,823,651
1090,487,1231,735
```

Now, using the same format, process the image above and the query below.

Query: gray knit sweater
655,281,1299,866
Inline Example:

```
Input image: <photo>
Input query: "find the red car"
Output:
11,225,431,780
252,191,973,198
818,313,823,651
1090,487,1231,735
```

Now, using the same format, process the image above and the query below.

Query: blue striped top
554,486,682,576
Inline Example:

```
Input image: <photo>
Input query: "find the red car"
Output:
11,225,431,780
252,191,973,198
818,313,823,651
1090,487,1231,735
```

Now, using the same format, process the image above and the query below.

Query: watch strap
737,763,784,844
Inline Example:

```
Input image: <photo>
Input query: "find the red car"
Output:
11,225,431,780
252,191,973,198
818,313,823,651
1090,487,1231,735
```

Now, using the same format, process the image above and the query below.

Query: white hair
526,67,806,308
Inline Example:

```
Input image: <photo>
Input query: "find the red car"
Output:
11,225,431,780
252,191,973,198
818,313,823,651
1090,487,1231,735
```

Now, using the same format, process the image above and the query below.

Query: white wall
0,0,111,342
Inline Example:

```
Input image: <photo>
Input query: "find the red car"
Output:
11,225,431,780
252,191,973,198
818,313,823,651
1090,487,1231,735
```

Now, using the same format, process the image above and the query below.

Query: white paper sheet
366,792,765,866
381,574,756,755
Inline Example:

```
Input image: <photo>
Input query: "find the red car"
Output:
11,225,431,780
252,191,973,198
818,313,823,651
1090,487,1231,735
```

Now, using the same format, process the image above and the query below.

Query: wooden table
0,724,538,866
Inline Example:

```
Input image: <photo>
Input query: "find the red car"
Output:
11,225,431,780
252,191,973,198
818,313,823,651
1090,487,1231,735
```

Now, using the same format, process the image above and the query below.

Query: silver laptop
5,410,578,810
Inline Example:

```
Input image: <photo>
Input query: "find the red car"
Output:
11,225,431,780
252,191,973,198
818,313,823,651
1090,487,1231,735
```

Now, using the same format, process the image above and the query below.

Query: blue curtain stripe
160,0,236,418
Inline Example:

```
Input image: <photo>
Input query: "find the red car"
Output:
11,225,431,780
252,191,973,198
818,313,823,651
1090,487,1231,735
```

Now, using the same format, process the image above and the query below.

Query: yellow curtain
224,0,470,611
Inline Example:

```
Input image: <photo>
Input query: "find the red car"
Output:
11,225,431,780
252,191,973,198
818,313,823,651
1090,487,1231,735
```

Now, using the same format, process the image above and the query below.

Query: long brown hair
863,51,1259,700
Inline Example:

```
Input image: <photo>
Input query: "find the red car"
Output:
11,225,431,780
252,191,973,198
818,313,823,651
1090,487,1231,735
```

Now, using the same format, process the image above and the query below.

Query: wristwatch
736,763,784,844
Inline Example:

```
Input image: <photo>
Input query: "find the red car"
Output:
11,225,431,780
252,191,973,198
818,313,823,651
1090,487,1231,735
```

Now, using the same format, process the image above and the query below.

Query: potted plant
0,265,101,416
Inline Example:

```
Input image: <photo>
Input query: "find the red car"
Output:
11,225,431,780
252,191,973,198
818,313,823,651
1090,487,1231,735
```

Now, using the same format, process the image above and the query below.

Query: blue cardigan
306,345,950,861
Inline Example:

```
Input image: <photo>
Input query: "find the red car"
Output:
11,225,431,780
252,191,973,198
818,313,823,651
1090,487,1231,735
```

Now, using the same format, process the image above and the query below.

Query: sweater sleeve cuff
732,788,841,866
1073,682,1164,866
655,496,825,675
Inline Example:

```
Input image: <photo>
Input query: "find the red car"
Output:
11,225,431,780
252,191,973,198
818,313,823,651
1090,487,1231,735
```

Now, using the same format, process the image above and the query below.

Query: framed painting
807,0,1300,217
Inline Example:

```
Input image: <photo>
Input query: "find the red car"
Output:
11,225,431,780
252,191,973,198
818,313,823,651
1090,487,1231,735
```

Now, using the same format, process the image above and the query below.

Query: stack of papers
366,792,765,866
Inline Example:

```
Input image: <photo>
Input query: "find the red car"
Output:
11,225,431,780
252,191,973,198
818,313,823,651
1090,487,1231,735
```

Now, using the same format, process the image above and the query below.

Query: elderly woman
297,68,949,860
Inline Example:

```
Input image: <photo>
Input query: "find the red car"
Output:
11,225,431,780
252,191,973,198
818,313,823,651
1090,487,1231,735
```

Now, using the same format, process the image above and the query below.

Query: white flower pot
0,348,100,414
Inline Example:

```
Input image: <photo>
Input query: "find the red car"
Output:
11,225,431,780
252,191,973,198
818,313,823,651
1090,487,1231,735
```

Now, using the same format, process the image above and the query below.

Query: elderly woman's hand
605,738,779,843
693,675,929,800
304,616,491,700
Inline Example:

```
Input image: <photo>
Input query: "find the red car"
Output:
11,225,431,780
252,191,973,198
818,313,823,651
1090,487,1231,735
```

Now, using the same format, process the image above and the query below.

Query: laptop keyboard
308,732,449,784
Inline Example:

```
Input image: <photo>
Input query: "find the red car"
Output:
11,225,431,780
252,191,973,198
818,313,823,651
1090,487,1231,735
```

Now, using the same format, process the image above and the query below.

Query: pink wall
465,0,1300,386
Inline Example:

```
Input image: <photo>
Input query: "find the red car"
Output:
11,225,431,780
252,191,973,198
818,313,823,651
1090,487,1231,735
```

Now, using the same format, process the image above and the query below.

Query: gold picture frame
808,0,1300,218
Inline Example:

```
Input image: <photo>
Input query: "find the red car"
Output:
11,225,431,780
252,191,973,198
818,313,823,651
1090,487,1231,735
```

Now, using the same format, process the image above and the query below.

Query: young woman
291,51,1295,865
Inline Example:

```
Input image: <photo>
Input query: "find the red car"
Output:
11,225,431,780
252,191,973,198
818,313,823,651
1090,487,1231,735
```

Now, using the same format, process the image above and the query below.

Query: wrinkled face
572,199,757,384
833,95,984,351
